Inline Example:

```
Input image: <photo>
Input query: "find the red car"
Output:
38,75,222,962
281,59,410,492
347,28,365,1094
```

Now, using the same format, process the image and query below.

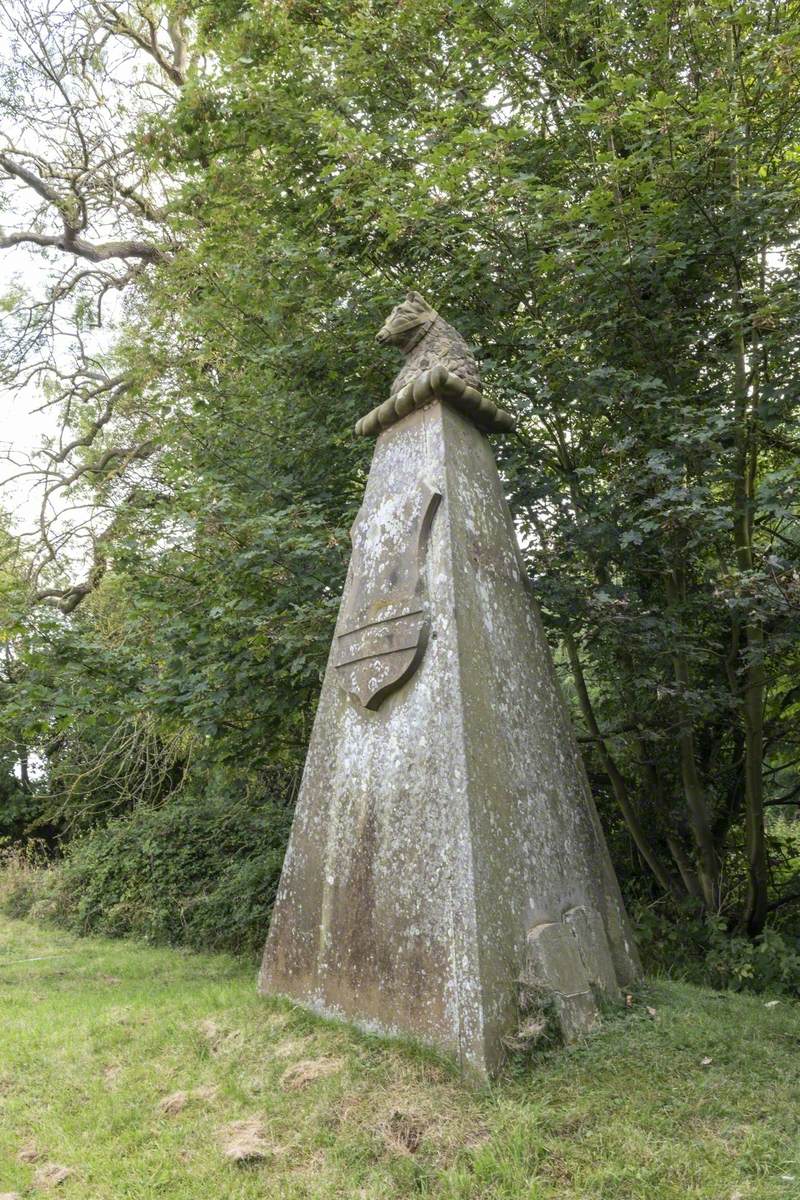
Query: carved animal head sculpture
358,289,514,437
375,291,438,352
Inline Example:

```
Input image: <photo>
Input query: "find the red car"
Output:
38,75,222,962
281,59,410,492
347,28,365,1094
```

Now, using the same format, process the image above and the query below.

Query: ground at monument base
1,915,798,1200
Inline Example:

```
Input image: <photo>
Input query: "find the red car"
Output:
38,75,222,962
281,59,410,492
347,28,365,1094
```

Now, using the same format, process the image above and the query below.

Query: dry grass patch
31,1164,72,1188
272,1033,317,1059
101,1063,122,1087
157,1089,188,1115
339,1069,488,1167
104,1004,152,1028
538,1149,575,1187
283,1147,334,1189
197,1016,221,1041
219,1117,271,1164
382,1110,427,1155
156,1085,218,1116
197,1015,247,1056
280,1056,345,1090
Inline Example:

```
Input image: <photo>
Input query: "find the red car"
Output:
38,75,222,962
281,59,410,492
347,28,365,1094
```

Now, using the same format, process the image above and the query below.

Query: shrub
635,903,800,996
1,788,292,958
0,842,52,918
703,921,800,994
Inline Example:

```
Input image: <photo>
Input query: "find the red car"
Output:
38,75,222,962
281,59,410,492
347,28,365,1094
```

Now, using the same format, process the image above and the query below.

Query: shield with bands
333,479,440,710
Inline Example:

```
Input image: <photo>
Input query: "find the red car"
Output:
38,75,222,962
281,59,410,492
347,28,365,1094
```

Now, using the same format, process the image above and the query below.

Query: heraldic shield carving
334,478,441,710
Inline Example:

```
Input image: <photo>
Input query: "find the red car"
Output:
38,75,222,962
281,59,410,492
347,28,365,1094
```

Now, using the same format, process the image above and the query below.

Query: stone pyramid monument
259,291,640,1078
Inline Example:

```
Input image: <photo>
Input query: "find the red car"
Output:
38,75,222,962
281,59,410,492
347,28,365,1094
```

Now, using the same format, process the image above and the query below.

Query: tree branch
0,228,166,263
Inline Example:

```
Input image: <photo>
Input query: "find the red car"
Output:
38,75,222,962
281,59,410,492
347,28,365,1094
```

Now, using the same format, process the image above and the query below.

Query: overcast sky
0,20,56,527
0,232,60,530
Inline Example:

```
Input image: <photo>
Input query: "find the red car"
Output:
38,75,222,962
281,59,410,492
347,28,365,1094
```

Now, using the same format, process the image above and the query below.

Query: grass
0,915,798,1199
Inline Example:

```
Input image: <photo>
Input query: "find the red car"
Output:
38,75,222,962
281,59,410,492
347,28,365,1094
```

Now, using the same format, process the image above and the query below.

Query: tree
2,0,799,939
141,0,799,930
0,0,188,603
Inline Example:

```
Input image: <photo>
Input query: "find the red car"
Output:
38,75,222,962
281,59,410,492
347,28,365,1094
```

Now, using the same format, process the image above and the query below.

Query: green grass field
1,915,798,1199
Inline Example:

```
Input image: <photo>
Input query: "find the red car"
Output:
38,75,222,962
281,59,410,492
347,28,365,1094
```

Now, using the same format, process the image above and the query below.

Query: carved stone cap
355,365,515,438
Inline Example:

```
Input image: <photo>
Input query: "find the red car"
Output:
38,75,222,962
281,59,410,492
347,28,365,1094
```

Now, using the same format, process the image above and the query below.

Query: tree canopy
2,0,800,960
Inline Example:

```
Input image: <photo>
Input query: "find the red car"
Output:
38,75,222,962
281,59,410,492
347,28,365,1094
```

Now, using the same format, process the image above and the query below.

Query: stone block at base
524,922,598,1041
565,905,621,999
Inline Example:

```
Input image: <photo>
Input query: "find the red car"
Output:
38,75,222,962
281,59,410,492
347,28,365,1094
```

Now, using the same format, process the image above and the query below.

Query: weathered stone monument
259,291,640,1077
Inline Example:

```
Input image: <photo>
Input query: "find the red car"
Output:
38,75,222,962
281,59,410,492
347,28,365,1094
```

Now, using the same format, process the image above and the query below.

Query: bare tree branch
0,153,168,261
0,226,167,262
33,479,164,612
88,1,191,87
0,0,189,600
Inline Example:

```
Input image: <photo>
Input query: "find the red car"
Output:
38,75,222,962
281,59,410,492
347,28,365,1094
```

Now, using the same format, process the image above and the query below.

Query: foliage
142,0,800,930
0,843,50,919
0,519,42,842
2,778,293,957
636,904,800,996
705,922,800,993
2,0,800,954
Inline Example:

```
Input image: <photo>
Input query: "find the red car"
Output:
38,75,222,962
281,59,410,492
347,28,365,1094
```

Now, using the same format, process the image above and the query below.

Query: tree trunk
732,307,769,934
564,630,684,899
727,6,768,936
665,571,721,909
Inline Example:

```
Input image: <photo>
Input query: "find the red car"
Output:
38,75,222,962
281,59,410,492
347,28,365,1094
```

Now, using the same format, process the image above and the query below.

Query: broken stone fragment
564,905,621,999
524,921,598,1042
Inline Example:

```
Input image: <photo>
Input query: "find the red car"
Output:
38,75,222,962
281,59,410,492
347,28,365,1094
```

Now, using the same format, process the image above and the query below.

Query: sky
1,394,56,530
0,8,152,538
0,237,61,533
0,20,55,530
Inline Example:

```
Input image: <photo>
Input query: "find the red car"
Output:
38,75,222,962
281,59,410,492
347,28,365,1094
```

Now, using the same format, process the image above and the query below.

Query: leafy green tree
148,0,800,930
2,0,800,947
